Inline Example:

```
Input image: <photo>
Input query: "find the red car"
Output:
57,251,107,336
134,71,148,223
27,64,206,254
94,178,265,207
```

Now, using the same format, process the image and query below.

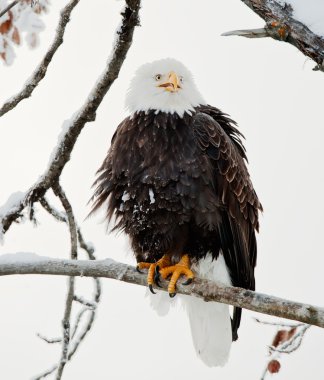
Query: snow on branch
0,0,141,236
1,254,324,329
52,182,78,380
223,0,324,71
34,195,101,379
0,0,80,117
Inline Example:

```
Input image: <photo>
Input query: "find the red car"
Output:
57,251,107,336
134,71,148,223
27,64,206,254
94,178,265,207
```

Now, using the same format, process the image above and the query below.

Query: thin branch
33,277,101,380
71,307,90,339
73,295,97,309
0,0,80,117
52,183,78,380
36,196,102,379
255,318,304,328
53,184,78,261
1,255,324,328
0,0,20,19
269,324,311,354
40,197,66,222
77,228,95,259
260,323,311,379
0,0,141,234
37,333,61,344
223,0,324,70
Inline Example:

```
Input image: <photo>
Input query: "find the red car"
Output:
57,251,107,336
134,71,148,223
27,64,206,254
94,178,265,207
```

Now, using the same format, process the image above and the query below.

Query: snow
121,191,130,202
0,252,50,264
149,188,155,204
0,191,26,218
279,0,324,36
47,114,79,166
0,191,27,243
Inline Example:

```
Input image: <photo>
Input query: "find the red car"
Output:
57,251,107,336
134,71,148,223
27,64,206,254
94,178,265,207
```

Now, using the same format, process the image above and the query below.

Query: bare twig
0,0,80,117
255,318,304,328
223,0,324,70
33,275,101,380
0,0,20,18
269,324,311,354
1,255,324,328
0,0,141,235
73,295,97,309
40,197,66,222
37,333,61,344
37,196,102,379
52,183,78,380
77,228,95,259
260,323,311,379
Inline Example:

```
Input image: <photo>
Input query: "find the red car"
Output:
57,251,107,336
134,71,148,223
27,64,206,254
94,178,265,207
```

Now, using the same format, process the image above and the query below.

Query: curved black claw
154,265,162,288
149,284,156,294
169,292,176,298
136,265,143,274
182,278,193,286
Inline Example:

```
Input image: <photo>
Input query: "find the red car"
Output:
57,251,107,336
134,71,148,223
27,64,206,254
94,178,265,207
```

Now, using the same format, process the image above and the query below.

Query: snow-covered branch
1,254,324,329
224,0,324,71
52,182,78,380
0,0,141,236
34,195,101,379
0,0,80,116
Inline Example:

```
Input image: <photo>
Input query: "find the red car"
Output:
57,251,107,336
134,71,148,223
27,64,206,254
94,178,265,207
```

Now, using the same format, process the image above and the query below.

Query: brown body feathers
90,105,262,339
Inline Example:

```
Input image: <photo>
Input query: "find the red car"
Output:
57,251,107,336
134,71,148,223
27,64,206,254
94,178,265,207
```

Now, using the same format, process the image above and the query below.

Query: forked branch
0,0,141,235
0,0,80,117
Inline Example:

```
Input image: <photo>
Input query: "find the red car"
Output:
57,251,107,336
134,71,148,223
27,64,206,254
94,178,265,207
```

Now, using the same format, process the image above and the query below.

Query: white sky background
1,0,324,379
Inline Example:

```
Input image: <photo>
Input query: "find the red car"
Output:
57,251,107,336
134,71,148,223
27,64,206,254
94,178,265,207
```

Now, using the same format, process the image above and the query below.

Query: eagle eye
155,74,162,81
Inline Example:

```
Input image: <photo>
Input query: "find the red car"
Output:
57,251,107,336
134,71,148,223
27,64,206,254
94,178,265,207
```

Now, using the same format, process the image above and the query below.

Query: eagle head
126,58,206,117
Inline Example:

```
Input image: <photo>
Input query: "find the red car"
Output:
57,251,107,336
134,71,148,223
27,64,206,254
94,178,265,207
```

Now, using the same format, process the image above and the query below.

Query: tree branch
35,193,102,379
0,0,141,235
52,183,78,380
0,0,20,19
1,255,323,328
0,0,80,117
223,0,324,70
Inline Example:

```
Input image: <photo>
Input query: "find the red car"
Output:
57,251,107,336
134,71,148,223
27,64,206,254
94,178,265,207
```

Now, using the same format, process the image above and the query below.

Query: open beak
158,71,181,93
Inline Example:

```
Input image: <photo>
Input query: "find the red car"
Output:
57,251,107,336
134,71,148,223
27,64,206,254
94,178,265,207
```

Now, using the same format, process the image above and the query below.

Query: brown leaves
0,11,13,34
257,321,311,379
265,327,298,375
272,327,297,348
12,27,20,45
0,0,49,64
267,359,281,374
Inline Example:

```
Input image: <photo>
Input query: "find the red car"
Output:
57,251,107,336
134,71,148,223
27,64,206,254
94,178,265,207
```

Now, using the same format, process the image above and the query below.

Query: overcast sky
1,1,324,379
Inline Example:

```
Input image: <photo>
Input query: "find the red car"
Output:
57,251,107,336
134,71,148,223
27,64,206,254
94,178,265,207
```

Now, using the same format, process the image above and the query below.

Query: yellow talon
136,254,171,293
159,254,194,297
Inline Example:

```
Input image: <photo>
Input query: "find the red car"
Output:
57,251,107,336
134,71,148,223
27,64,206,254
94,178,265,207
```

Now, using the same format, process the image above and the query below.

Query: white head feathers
126,58,206,117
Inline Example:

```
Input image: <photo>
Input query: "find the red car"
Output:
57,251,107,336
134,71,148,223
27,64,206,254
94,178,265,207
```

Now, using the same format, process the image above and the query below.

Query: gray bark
1,256,323,328
238,0,324,70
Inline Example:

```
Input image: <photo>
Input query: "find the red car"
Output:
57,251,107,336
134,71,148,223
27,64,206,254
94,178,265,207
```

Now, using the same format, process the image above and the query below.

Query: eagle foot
157,254,194,297
136,255,171,294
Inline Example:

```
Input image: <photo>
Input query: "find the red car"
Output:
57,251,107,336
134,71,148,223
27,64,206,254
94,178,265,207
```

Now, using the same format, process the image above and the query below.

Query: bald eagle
91,58,262,366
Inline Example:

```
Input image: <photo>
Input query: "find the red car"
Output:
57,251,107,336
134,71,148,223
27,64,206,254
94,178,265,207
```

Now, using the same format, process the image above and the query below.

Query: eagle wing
192,106,262,339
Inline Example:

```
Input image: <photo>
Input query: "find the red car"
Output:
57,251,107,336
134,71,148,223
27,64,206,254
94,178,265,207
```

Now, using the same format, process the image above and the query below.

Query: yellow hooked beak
158,71,181,93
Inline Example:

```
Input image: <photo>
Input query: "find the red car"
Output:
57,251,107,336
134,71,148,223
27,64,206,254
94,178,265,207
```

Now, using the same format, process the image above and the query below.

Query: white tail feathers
183,292,232,366
147,253,233,367
182,254,233,367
